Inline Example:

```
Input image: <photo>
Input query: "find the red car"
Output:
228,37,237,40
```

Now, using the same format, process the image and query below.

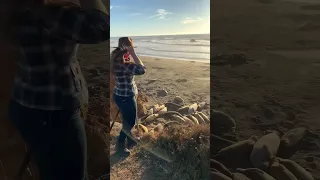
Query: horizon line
110,33,210,38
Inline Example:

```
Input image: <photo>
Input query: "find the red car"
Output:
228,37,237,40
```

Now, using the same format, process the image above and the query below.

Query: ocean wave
145,47,210,54
138,39,210,47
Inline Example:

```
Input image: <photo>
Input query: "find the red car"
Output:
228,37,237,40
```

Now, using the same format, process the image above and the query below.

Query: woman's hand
126,46,135,54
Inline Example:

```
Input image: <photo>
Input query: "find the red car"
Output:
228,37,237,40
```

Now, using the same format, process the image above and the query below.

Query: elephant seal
186,114,199,124
211,109,236,132
193,112,206,124
277,157,314,180
278,127,309,159
210,159,233,178
159,111,183,119
236,168,275,180
188,103,198,114
233,172,252,180
250,132,280,169
165,102,182,111
177,106,189,115
210,171,232,180
269,157,298,180
214,136,258,168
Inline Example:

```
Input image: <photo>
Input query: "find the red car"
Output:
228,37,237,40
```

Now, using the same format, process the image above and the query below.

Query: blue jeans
8,100,87,180
113,94,137,142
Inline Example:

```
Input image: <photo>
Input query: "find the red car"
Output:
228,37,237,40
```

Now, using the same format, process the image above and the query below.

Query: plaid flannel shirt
113,52,146,97
13,4,109,110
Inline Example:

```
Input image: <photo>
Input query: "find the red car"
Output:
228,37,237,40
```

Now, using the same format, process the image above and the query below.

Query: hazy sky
110,0,210,37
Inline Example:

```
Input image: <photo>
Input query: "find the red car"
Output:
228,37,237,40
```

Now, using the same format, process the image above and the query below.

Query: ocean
110,34,210,62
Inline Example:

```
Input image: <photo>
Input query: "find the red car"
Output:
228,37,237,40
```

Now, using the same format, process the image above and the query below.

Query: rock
173,96,184,104
157,89,168,97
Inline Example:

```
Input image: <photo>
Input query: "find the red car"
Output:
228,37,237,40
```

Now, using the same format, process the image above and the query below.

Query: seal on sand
193,112,206,124
210,159,233,178
269,157,298,180
165,102,182,111
233,172,252,180
177,106,189,115
236,168,275,180
250,132,280,168
164,121,182,127
198,112,210,123
210,171,233,180
135,124,148,133
211,109,236,132
186,114,199,124
143,114,159,124
278,127,309,159
277,157,315,180
171,114,185,123
214,136,258,168
159,111,183,119
188,103,198,114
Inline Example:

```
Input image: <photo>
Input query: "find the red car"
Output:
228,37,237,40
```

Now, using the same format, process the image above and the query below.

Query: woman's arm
127,47,144,67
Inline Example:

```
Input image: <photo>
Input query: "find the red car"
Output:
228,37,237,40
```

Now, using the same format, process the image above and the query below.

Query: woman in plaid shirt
8,0,109,179
111,37,146,156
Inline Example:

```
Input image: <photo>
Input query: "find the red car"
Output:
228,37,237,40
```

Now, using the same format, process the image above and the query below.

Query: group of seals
136,101,210,136
211,127,316,180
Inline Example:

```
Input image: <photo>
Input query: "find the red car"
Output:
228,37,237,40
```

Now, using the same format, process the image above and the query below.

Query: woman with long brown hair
111,37,146,156
8,0,109,179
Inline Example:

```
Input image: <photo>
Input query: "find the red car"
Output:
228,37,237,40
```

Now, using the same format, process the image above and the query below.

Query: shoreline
139,55,210,64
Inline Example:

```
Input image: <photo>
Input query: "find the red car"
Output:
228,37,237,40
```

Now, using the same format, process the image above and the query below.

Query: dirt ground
211,0,320,179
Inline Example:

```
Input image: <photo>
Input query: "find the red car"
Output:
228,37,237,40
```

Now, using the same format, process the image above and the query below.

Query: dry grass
111,124,210,180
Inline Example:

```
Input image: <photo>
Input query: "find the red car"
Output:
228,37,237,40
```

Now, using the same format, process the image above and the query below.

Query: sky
110,0,210,37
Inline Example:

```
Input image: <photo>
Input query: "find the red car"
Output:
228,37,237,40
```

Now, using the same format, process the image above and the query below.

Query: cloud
110,5,120,10
149,9,172,20
181,17,203,24
130,13,143,16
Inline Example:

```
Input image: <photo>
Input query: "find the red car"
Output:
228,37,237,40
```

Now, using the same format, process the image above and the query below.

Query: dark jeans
113,94,137,142
8,100,87,180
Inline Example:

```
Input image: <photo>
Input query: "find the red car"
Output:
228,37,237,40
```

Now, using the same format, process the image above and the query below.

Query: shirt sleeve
43,5,110,44
121,63,146,75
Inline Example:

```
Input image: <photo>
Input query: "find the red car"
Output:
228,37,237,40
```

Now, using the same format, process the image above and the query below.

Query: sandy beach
211,0,320,179
109,56,210,179
135,56,210,106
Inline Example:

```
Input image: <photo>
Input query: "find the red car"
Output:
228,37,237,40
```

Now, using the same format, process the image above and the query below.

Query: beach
134,56,210,106
212,0,320,179
109,56,210,179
